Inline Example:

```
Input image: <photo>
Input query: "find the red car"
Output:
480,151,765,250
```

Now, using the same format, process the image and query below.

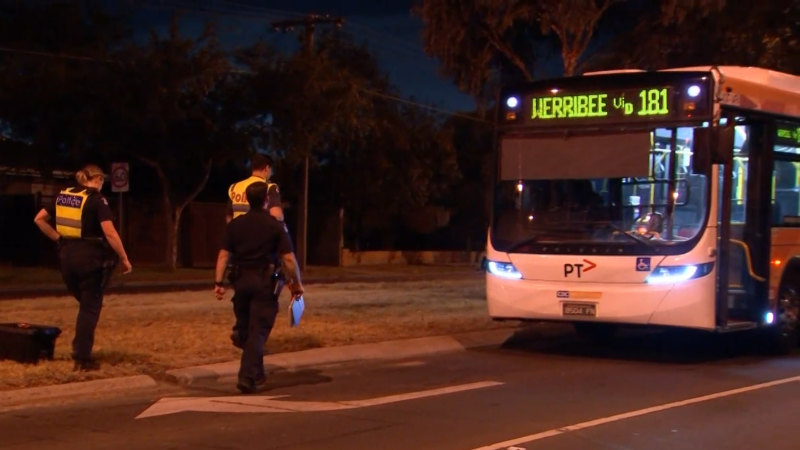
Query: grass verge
0,276,513,390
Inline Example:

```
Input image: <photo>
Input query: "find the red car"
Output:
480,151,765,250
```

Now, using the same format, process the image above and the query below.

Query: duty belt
237,263,276,273
61,237,105,243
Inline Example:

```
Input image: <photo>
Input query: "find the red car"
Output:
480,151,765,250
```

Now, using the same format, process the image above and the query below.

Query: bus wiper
507,236,541,252
596,222,657,247
506,228,582,252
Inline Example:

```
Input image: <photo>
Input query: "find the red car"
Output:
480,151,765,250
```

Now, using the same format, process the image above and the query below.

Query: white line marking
137,380,503,419
473,375,800,450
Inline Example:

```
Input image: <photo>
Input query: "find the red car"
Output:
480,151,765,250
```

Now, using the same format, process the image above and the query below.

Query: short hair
250,154,273,172
245,181,268,209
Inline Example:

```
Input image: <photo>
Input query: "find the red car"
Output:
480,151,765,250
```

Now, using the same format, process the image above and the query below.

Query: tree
236,31,463,251
237,30,382,258
413,0,631,105
414,0,536,103
534,0,622,76
439,113,495,250
331,100,462,249
104,18,241,269
0,0,127,173
299,32,462,250
412,0,755,102
600,0,799,73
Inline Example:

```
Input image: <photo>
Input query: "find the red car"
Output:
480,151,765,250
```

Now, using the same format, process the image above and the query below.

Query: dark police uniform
222,208,293,385
46,185,118,364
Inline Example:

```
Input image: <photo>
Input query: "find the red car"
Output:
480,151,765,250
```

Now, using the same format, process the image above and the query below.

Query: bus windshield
491,126,709,255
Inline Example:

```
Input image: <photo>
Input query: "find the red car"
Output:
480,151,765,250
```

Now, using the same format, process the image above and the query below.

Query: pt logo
564,259,597,278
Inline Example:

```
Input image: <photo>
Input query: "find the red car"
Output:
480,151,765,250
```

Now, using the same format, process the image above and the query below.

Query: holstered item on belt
271,269,284,299
100,250,119,289
225,263,239,285
231,263,281,294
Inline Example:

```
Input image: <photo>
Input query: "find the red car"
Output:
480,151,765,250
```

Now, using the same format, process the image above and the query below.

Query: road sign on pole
111,162,130,193
111,162,129,243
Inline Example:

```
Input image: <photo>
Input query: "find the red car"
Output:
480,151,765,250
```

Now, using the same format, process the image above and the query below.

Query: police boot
73,359,101,372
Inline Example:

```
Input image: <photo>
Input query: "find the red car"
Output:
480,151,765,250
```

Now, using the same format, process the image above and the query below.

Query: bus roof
584,66,800,118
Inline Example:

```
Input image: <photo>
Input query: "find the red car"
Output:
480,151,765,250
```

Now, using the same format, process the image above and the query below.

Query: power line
361,89,488,124
0,43,478,121
242,3,430,62
141,0,298,22
346,21,428,59
0,46,113,63
1,3,477,119
140,2,474,115
215,0,306,19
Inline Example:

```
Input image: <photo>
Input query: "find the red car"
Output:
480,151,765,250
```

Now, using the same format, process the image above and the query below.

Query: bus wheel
765,285,799,354
573,322,617,343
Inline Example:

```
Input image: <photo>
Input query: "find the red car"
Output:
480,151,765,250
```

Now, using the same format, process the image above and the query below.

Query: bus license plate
563,303,596,317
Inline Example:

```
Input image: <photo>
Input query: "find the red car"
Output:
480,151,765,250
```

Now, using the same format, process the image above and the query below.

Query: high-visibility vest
228,176,276,219
55,188,90,238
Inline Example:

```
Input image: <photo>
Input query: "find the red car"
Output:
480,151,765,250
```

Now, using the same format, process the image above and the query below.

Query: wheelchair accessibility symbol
636,257,651,272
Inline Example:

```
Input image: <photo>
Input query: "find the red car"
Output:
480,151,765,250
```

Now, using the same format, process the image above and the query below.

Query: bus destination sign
503,73,714,128
776,124,800,145
530,88,670,121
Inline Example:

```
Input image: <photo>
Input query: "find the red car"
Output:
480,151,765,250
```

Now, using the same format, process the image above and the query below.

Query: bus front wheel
764,285,799,354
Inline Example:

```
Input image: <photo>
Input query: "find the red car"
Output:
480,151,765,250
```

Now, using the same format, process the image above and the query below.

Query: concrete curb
0,375,157,411
168,328,515,385
0,328,516,410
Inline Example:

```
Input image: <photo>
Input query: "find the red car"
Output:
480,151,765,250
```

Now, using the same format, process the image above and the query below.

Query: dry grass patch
0,277,512,390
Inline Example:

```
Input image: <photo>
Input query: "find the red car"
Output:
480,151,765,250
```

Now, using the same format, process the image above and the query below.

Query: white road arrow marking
136,380,503,419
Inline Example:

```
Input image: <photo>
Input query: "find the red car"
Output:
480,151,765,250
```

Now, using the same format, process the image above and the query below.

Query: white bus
486,66,800,351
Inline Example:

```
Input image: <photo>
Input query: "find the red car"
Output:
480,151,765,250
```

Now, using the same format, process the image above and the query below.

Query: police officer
226,154,287,348
226,154,283,222
33,164,133,371
213,181,303,393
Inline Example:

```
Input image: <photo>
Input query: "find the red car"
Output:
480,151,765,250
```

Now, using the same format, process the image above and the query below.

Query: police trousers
231,270,279,383
59,240,116,362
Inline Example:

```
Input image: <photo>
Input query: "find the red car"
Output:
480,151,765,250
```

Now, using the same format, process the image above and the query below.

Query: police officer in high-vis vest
226,154,283,223
34,164,132,371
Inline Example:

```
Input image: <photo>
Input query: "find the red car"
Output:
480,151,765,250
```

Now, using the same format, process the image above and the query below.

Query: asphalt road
1,324,798,450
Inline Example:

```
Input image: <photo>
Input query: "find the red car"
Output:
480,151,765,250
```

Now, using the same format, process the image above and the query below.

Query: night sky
134,0,475,112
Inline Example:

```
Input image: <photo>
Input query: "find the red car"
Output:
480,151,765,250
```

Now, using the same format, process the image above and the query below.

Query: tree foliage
601,0,799,73
0,0,126,172
534,0,622,76
104,18,240,268
238,31,462,250
1,6,244,269
0,3,481,263
414,0,535,98
415,0,796,102
413,0,630,101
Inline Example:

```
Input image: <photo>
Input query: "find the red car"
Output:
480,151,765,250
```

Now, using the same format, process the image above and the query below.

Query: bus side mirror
692,128,711,172
693,126,733,172
716,125,734,165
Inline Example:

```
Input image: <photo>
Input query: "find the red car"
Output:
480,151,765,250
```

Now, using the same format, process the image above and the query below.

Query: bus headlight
506,96,519,108
487,261,522,280
646,262,713,284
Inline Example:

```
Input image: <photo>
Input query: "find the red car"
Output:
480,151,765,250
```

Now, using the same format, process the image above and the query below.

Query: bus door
719,122,773,325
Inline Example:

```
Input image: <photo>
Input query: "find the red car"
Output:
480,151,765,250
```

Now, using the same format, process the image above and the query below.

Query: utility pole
271,14,344,270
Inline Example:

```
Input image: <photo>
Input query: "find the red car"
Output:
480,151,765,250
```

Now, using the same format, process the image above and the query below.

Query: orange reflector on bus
771,259,782,266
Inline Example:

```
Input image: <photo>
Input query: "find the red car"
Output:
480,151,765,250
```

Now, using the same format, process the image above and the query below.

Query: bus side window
772,160,800,225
